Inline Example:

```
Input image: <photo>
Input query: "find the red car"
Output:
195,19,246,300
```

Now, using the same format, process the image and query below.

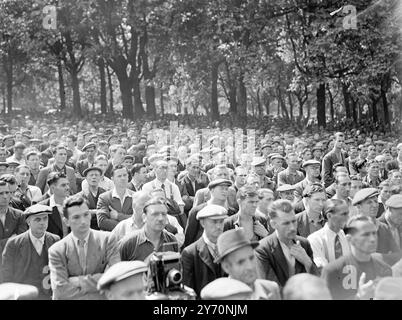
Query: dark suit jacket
35,165,77,194
1,231,60,284
183,203,208,249
295,210,326,238
255,232,319,287
96,189,135,231
39,198,70,239
321,150,348,187
180,175,208,213
0,207,27,267
77,188,106,230
227,186,239,214
181,237,225,297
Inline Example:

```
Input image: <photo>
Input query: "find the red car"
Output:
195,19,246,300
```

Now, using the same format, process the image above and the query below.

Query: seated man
48,195,120,300
255,199,319,288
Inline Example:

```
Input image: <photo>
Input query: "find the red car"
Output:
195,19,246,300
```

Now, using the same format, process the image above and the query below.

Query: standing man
39,172,70,239
378,195,402,250
322,132,347,187
251,157,275,191
255,199,318,287
216,228,281,300
322,215,392,300
26,151,42,186
181,204,228,297
0,180,27,270
96,165,135,231
36,145,77,194
277,153,304,187
119,198,178,261
48,195,120,300
307,199,350,269
6,142,26,165
1,204,60,300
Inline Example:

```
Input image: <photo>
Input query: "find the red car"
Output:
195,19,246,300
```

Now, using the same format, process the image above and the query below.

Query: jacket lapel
197,238,216,275
86,231,99,274
3,208,17,237
271,234,289,281
111,194,122,213
22,231,33,274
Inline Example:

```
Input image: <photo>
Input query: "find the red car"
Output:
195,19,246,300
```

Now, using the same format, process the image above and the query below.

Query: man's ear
270,218,277,230
199,219,205,229
142,213,147,224
63,217,69,228
221,260,230,275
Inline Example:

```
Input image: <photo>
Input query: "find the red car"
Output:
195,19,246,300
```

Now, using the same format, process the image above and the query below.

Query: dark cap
208,179,232,190
83,166,103,177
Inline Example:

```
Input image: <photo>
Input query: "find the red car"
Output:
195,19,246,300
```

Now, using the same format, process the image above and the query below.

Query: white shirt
307,223,350,268
0,212,6,226
111,188,132,208
29,229,45,255
142,178,185,206
71,231,90,258
81,176,114,193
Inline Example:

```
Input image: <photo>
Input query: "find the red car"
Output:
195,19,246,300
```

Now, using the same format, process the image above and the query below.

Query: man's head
24,204,52,238
208,179,232,202
303,160,321,179
197,204,228,243
63,195,91,238
234,166,248,188
26,151,41,171
186,157,201,179
66,135,77,150
98,261,148,300
358,145,368,159
384,195,402,227
379,181,391,203
212,164,230,180
131,164,147,184
257,188,275,211
246,173,261,189
83,142,97,160
286,153,300,171
142,198,168,233
0,174,18,196
277,184,296,202
154,160,168,181
0,180,11,208
268,199,297,242
236,186,259,217
333,132,345,150
367,160,380,177
111,145,126,164
47,172,70,199
367,145,377,159
345,215,378,255
251,157,266,176
218,229,259,286
15,165,31,187
112,165,129,189
53,145,67,166
303,183,326,215
13,142,26,158
335,173,351,199
388,170,402,186
352,188,379,219
84,167,102,188
325,199,349,232
283,274,332,300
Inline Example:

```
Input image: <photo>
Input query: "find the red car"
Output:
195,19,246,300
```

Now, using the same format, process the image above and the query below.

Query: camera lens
167,269,182,285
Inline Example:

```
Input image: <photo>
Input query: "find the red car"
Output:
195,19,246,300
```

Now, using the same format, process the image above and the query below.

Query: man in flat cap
216,228,280,300
277,184,296,203
352,188,401,265
255,199,318,288
293,160,322,201
184,178,232,248
1,204,59,300
6,142,26,166
181,204,227,297
97,261,148,300
251,157,275,191
378,194,402,250
76,142,97,179
277,153,304,187
322,215,392,300
200,277,253,300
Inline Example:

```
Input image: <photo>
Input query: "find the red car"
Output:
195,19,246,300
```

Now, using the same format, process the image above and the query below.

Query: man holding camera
181,204,228,297
119,198,179,262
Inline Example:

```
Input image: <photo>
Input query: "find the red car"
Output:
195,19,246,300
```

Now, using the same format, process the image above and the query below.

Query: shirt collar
137,227,167,246
49,195,63,208
323,222,345,237
112,188,131,200
71,231,90,246
29,229,45,244
202,232,216,248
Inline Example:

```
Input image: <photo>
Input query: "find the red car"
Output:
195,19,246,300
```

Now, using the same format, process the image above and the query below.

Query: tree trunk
257,88,263,117
57,57,66,110
351,96,357,123
1,86,5,113
98,57,107,114
237,73,247,123
160,87,164,116
327,84,334,122
145,85,156,119
6,57,13,114
342,83,351,119
70,68,82,117
115,69,133,119
287,92,294,120
381,75,390,127
263,91,269,116
107,64,114,113
211,61,220,121
372,97,378,124
316,83,326,128
132,77,144,119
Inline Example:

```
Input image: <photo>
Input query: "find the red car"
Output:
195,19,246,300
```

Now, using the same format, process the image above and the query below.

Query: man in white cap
277,153,304,187
97,261,148,300
293,159,322,201
181,204,227,297
216,228,280,300
1,204,59,299
378,194,402,250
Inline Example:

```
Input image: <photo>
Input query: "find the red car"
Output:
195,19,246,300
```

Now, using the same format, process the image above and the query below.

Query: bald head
283,274,332,300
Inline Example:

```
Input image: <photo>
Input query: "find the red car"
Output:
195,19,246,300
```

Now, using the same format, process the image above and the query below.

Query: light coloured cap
277,184,296,192
22,204,53,219
385,194,402,209
200,277,252,300
352,188,379,206
196,204,228,221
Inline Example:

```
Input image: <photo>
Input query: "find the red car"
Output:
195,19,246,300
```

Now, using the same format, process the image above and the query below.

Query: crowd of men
1,115,402,300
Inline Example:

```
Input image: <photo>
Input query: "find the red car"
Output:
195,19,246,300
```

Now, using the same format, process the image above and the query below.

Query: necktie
78,239,87,273
334,234,343,259
161,183,166,196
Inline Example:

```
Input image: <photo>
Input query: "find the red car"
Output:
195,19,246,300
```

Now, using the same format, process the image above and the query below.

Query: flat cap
23,204,53,219
47,130,57,136
311,145,322,152
270,154,285,161
14,142,26,149
261,143,272,150
107,135,118,143
29,138,42,143
82,142,97,152
385,194,402,209
98,140,108,146
208,179,232,190
277,184,296,192
0,162,9,168
97,261,148,291
374,277,402,300
210,147,221,155
302,159,321,168
0,283,39,300
148,153,163,163
352,188,379,206
2,135,14,141
6,160,20,167
83,166,103,177
251,157,266,167
196,204,228,220
200,278,252,300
